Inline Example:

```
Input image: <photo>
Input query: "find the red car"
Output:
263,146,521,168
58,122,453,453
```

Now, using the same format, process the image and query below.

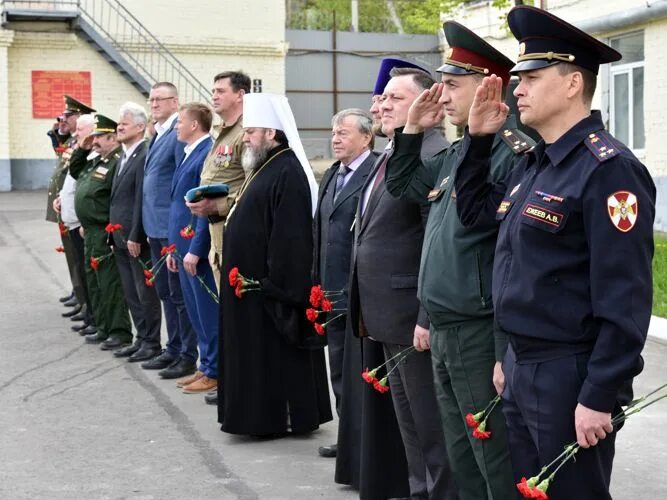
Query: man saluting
218,93,332,437
454,6,655,499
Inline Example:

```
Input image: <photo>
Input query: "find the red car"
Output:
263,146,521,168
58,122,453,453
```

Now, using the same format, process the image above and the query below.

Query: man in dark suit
110,102,162,362
140,82,196,379
349,67,457,499
313,108,377,458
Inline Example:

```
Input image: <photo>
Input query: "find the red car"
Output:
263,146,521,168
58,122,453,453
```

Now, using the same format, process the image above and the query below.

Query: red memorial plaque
32,71,92,119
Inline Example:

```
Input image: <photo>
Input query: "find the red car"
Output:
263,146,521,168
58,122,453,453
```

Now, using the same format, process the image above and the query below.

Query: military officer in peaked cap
69,114,133,351
47,95,96,310
454,6,655,499
385,20,529,499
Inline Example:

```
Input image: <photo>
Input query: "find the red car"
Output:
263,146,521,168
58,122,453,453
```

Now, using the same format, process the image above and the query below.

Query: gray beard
241,142,272,174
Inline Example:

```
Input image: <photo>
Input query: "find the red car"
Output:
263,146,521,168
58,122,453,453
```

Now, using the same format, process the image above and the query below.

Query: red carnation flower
306,308,319,322
235,282,244,299
58,222,68,236
143,269,153,279
361,368,378,384
472,424,492,440
465,411,484,429
228,267,240,287
180,225,195,239
144,278,154,287
373,378,390,394
105,223,114,233
90,256,99,271
313,323,325,335
321,299,333,312
160,244,176,256
55,246,65,253
309,285,323,307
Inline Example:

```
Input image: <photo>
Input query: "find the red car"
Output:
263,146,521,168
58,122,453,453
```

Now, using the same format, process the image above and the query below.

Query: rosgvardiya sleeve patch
607,190,638,232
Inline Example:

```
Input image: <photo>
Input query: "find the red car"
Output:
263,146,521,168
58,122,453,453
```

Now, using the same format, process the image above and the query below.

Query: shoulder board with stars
500,128,535,154
585,131,621,162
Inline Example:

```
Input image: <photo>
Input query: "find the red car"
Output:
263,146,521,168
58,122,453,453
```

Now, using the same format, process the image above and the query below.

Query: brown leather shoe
182,376,217,394
176,370,204,388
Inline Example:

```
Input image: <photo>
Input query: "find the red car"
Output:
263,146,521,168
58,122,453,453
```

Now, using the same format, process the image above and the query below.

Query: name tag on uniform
95,166,109,175
522,203,563,227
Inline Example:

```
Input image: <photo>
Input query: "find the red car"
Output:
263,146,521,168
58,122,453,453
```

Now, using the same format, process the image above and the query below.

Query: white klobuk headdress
243,93,318,215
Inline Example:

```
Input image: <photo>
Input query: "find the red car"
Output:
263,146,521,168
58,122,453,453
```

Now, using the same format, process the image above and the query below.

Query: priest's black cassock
218,144,332,436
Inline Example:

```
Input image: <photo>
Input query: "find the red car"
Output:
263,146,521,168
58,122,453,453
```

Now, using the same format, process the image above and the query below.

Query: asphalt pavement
0,191,665,499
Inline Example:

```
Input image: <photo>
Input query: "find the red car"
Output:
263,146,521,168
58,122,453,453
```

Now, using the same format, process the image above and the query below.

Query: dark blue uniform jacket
454,111,656,413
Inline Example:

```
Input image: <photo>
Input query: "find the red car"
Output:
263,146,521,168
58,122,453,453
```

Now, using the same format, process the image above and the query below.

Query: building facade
448,0,667,230
0,0,287,191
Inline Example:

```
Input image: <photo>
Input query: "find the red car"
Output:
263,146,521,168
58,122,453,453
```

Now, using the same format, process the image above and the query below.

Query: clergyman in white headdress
217,93,332,437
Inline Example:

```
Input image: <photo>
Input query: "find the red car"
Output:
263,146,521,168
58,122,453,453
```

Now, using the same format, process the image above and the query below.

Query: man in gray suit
110,102,162,362
349,67,458,499
313,108,377,458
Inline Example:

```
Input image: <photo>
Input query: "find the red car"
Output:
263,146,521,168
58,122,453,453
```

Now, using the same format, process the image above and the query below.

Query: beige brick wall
643,19,667,177
7,31,145,159
2,0,286,162
0,30,14,160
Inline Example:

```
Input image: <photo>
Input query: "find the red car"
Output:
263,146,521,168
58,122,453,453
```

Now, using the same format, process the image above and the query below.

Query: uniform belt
508,334,595,363
208,214,226,224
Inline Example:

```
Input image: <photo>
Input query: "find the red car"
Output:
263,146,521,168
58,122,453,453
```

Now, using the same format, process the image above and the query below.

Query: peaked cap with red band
438,21,514,85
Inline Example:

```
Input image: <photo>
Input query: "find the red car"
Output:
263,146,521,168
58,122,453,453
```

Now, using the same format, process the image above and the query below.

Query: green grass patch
653,233,667,317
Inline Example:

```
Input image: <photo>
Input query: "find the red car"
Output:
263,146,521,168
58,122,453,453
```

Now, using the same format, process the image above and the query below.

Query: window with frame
609,31,645,151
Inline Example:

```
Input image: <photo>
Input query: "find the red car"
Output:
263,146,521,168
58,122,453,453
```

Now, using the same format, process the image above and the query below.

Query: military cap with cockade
63,95,96,115
91,114,118,136
508,5,621,75
438,21,514,84
373,57,432,96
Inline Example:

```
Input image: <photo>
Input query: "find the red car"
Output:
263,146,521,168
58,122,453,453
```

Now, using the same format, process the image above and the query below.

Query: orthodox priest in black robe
217,93,331,436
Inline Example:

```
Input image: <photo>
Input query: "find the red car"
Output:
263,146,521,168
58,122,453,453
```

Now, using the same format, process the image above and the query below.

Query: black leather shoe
79,325,98,336
100,336,131,351
128,345,161,363
71,322,89,332
318,444,337,458
158,359,196,379
141,350,176,370
113,342,141,357
204,390,218,405
70,312,86,322
85,332,107,344
59,292,74,303
63,297,79,307
62,305,82,318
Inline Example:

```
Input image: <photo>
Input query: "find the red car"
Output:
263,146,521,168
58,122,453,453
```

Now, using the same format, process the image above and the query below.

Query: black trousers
113,245,162,348
68,228,93,323
502,346,616,500
384,342,459,500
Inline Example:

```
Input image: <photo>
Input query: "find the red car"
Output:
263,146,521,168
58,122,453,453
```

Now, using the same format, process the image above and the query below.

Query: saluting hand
575,403,613,448
79,134,94,150
468,75,509,137
404,83,446,134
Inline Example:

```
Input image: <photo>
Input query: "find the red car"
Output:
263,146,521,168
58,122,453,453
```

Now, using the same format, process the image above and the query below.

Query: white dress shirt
182,134,211,164
361,141,392,214
154,113,178,141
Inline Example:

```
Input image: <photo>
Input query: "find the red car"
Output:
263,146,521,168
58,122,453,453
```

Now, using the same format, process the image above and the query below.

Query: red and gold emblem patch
607,191,638,233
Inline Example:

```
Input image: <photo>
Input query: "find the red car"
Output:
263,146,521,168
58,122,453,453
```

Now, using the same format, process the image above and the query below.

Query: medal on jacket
213,144,232,168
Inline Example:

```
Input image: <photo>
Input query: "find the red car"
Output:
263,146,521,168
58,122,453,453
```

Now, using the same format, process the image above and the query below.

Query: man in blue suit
139,82,196,379
166,103,218,394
